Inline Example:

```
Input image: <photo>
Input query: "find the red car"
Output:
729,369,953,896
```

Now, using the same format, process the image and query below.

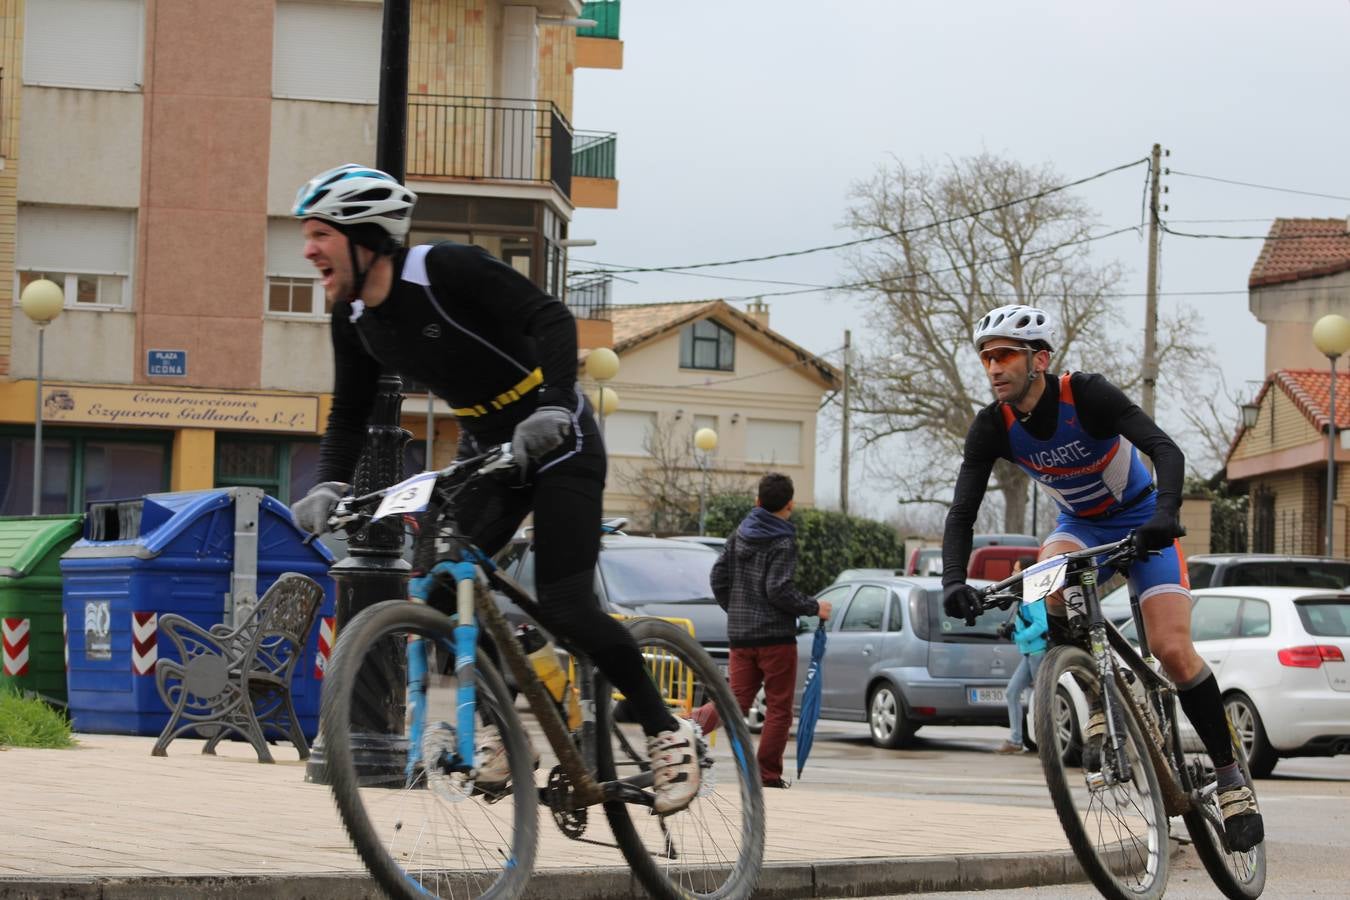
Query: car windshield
599,546,718,604
1295,597,1350,637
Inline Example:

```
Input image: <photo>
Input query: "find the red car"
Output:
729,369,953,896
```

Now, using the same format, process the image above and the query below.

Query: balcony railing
408,95,573,196
577,1,620,39
572,131,617,180
566,274,612,320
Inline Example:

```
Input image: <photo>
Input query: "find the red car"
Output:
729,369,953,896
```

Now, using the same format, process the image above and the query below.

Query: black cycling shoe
1220,786,1264,852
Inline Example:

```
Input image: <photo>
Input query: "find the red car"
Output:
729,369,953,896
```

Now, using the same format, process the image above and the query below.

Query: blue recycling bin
61,488,336,739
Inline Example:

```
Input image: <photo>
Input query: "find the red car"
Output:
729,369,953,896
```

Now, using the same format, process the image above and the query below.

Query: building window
745,419,802,466
273,1,381,104
604,411,657,457
216,436,424,503
24,0,145,91
0,428,169,515
679,320,735,372
266,219,326,317
16,207,135,309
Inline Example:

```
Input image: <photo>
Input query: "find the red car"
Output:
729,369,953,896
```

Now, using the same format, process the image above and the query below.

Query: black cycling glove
943,583,983,626
1133,505,1184,557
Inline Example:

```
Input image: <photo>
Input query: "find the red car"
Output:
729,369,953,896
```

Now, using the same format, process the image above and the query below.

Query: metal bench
151,573,324,763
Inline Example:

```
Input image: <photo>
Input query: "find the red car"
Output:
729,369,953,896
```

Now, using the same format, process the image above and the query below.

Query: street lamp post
20,279,64,515
585,347,620,438
1313,314,1350,557
694,427,718,535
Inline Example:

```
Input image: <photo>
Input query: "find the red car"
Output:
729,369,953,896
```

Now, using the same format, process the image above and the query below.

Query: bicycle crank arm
603,780,655,808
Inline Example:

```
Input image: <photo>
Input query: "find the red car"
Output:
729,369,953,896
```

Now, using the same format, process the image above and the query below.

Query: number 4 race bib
1021,556,1068,605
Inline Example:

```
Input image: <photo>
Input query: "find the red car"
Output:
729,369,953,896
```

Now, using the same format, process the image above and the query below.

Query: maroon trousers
695,642,799,784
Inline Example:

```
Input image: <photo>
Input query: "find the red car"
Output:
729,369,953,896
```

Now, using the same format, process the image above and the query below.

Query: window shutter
18,207,135,274
273,2,382,104
745,419,802,465
24,0,144,91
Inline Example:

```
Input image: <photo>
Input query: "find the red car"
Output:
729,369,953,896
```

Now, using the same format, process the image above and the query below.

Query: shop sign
41,384,318,433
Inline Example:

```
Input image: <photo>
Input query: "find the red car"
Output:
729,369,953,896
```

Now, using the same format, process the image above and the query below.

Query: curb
0,850,1091,900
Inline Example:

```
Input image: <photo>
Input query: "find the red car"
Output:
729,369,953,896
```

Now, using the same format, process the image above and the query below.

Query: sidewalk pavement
0,734,1086,899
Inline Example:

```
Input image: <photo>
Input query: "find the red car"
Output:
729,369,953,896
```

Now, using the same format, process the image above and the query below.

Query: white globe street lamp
1313,314,1350,556
694,427,718,535
584,347,620,437
20,279,63,515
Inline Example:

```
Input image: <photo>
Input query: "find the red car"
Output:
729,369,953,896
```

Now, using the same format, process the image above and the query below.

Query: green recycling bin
0,516,83,704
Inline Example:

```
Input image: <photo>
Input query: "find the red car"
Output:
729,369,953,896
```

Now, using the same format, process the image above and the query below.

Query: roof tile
1248,218,1350,288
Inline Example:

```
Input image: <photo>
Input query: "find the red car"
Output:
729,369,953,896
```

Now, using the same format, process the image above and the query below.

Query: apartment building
0,0,622,514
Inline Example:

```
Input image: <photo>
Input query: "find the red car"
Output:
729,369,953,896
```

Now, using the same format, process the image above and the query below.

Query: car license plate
968,687,1006,705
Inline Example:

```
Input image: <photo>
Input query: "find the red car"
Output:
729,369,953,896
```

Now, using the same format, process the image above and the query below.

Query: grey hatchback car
794,575,1021,748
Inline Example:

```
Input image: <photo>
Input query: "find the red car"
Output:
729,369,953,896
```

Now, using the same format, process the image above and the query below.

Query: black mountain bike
318,446,765,900
976,536,1265,900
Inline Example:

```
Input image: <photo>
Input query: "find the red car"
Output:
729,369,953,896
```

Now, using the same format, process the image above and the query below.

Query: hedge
704,493,901,596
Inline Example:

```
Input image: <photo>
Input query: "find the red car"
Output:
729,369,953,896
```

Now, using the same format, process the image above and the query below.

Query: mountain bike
975,536,1266,900
317,445,764,900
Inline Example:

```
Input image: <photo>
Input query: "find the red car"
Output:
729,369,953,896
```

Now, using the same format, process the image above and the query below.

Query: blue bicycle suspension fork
405,560,480,780
452,573,480,772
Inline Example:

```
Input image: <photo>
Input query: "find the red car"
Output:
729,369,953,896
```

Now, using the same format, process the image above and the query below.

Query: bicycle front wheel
321,600,538,900
597,617,765,900
1182,714,1267,899
1034,645,1169,900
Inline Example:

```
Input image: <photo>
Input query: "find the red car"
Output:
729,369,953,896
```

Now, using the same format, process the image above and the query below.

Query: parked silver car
792,575,1020,748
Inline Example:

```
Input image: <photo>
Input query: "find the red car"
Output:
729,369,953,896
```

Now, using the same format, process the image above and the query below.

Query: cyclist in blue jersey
286,164,701,814
941,304,1263,852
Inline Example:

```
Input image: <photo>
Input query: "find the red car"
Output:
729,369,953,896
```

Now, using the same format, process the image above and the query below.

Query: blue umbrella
795,623,828,779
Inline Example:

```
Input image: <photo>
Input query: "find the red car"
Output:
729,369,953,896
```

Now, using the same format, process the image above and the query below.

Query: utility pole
840,330,851,516
1141,143,1163,422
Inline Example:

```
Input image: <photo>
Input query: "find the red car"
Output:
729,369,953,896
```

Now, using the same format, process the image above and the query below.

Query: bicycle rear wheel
1181,715,1267,899
1034,645,1169,900
321,600,538,900
597,618,764,900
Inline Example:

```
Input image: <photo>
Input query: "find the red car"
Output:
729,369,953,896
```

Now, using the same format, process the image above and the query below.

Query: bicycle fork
405,561,481,780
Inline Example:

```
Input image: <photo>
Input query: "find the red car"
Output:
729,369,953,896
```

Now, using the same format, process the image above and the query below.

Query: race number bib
372,471,438,521
1021,556,1068,604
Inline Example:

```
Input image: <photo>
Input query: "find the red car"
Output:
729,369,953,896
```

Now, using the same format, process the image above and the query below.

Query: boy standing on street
704,473,832,789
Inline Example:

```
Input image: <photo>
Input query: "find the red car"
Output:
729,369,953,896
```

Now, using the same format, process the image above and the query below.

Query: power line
1160,222,1349,241
712,224,1144,301
1168,169,1350,203
607,345,846,390
569,157,1149,276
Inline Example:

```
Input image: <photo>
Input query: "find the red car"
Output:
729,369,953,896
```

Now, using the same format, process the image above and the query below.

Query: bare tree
842,153,1211,530
619,419,755,534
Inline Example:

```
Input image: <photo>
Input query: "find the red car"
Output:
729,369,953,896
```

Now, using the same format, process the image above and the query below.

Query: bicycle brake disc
422,721,474,804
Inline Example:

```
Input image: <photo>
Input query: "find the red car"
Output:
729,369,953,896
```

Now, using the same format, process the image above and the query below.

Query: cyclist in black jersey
941,303,1263,852
287,164,701,814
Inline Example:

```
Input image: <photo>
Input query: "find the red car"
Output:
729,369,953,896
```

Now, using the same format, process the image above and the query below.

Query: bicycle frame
984,541,1193,813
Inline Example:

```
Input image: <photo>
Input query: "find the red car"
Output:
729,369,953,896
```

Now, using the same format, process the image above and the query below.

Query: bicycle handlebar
976,534,1141,606
324,443,518,533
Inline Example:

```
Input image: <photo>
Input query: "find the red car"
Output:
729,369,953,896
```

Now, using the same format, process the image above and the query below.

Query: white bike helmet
972,304,1057,351
293,164,416,242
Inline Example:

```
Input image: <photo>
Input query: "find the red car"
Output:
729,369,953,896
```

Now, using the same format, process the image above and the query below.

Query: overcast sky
570,0,1350,522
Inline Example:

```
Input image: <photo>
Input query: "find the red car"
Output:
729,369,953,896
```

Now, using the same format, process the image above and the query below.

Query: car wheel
868,683,916,749
745,687,766,734
1224,692,1278,778
1053,686,1083,767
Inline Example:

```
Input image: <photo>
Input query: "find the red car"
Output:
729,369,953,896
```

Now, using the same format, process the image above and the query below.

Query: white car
1028,587,1350,777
